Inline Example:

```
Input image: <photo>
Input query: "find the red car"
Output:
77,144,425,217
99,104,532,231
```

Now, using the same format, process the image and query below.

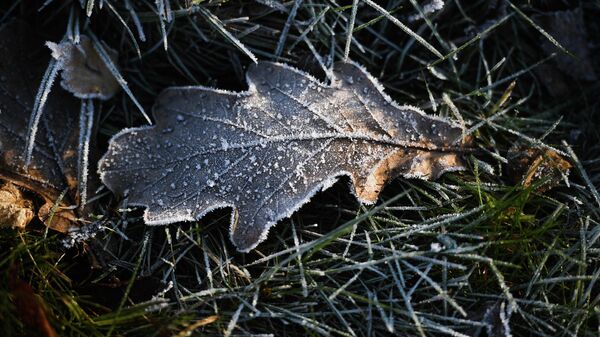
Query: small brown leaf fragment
507,147,571,192
99,61,469,252
46,36,120,100
9,267,59,337
0,21,96,232
38,201,78,233
0,182,34,228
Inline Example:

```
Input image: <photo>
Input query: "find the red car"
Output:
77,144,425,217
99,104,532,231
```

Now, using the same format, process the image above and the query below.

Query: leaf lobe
99,61,468,252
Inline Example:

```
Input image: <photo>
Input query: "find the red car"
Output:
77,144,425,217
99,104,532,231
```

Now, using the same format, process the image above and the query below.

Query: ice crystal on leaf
0,21,94,232
46,36,120,100
99,61,469,252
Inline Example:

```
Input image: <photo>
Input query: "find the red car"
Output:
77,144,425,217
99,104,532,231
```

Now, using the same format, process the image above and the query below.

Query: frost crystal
99,61,468,252
0,22,94,233
46,35,120,100
408,0,445,22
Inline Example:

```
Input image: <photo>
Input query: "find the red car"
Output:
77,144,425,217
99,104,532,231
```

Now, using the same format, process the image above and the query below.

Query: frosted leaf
507,146,571,192
531,8,597,97
99,61,469,252
0,22,94,232
46,35,120,100
408,0,445,22
533,8,597,82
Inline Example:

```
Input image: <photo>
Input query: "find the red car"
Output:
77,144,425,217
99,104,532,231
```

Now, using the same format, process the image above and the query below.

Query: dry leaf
0,182,34,228
99,61,468,252
9,265,59,337
46,35,120,100
0,21,92,231
507,147,571,192
533,8,597,96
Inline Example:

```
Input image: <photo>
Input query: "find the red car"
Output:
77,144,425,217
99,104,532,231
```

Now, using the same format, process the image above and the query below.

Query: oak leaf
46,36,120,100
99,61,467,252
0,21,93,232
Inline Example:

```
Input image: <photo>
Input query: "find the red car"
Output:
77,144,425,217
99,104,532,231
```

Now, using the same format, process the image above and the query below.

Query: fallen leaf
533,7,597,96
532,63,571,98
0,182,34,228
99,61,468,252
0,21,94,231
507,146,571,192
455,0,507,45
9,265,59,337
46,35,120,100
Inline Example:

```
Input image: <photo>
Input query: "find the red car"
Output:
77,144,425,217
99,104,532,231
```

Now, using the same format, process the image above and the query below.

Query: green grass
1,0,599,336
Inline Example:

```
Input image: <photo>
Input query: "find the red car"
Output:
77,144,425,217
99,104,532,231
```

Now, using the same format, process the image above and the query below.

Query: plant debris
0,21,94,232
0,182,34,228
9,268,59,337
507,146,571,191
99,61,469,251
533,7,597,96
46,36,120,100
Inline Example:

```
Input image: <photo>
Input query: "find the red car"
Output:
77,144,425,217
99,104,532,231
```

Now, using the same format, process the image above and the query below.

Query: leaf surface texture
0,22,91,231
99,61,466,251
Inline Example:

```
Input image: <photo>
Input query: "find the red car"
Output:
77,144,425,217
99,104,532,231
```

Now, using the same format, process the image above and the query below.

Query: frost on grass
99,61,469,252
408,0,445,22
533,7,597,82
46,35,120,100
0,21,94,232
532,7,596,97
507,146,571,192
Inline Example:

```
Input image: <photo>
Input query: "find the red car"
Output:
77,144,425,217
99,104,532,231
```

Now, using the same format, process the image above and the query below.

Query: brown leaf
0,182,34,228
533,7,597,96
99,61,469,252
38,201,79,233
0,21,95,231
507,147,571,192
9,266,59,337
46,36,120,100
